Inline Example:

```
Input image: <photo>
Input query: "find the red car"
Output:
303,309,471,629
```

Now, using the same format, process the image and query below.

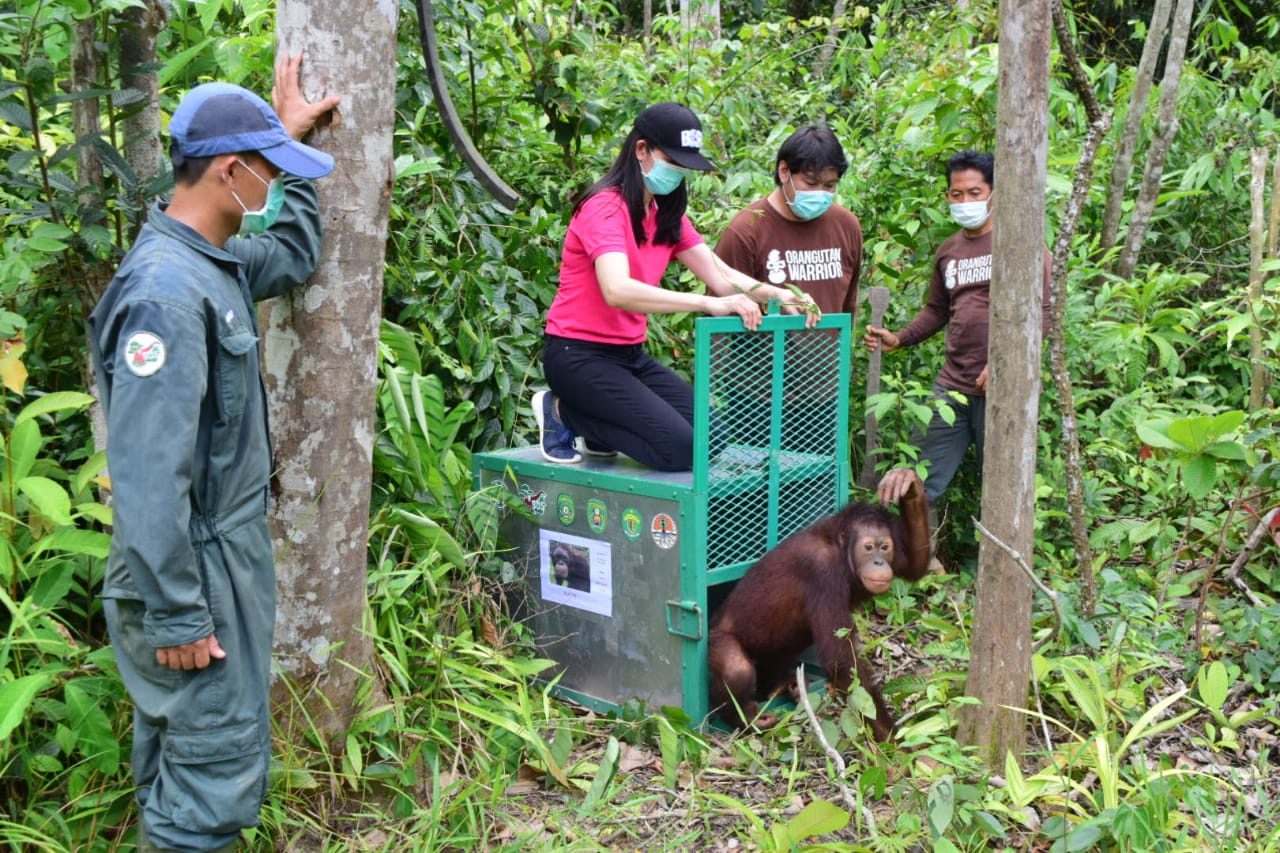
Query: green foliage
1,349,130,849
1136,409,1248,499
1213,601,1280,693
762,799,855,850
0,0,281,398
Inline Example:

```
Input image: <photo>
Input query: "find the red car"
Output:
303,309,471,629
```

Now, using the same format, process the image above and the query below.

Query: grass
6,500,1280,852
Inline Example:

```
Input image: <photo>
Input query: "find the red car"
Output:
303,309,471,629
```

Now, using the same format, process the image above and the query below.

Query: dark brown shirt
896,229,1051,394
715,197,863,322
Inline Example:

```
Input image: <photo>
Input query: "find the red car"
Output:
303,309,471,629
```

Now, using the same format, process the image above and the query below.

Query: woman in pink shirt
534,102,817,471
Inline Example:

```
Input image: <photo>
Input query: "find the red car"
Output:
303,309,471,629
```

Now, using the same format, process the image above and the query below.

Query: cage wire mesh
695,318,849,574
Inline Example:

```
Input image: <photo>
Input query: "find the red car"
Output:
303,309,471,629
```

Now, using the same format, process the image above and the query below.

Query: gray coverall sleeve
228,174,325,301
103,298,213,649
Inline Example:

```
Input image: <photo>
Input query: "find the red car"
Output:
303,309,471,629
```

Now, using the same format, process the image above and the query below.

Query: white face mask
950,199,991,230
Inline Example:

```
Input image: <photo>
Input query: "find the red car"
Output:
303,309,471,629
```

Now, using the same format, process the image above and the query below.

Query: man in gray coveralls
88,55,339,852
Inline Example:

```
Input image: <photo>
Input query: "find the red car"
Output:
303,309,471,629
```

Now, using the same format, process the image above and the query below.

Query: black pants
543,335,697,472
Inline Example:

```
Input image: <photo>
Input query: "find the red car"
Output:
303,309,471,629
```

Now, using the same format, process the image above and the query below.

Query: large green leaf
1180,455,1217,500
1205,440,1246,461
1059,665,1106,730
781,798,850,843
26,222,72,253
13,391,95,427
1197,660,1230,712
65,681,121,774
1135,419,1180,451
17,476,72,526
72,449,109,498
391,508,466,568
926,774,956,837
0,674,52,741
379,320,422,374
157,37,217,86
6,419,41,481
580,735,619,812
28,528,112,559
1168,416,1215,453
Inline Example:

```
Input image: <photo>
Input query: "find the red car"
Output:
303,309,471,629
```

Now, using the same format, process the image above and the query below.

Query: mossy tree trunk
265,0,398,744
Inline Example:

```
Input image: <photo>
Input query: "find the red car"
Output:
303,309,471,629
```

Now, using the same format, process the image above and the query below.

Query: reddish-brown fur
707,470,931,739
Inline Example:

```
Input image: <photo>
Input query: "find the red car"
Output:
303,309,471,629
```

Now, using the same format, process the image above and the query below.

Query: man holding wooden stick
864,150,1050,509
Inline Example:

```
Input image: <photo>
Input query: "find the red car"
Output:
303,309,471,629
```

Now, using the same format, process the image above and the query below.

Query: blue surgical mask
950,198,991,230
642,155,686,196
233,158,285,234
786,176,835,221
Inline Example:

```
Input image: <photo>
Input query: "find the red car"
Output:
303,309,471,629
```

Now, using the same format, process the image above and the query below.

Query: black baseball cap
633,102,715,172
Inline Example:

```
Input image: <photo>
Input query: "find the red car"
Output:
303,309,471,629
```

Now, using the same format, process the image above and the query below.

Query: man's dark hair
171,145,215,187
774,124,848,186
946,149,994,188
573,128,688,247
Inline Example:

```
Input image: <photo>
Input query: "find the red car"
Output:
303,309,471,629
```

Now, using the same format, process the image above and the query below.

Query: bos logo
680,129,703,149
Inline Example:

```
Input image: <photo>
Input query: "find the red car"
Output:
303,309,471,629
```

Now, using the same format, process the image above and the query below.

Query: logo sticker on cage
587,499,607,533
621,508,643,541
519,484,547,517
650,513,678,549
556,494,576,526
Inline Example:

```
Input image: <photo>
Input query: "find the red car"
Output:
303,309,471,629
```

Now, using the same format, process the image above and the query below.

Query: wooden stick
858,286,890,489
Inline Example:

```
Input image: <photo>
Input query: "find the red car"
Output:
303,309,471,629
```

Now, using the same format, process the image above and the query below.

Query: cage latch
664,600,703,640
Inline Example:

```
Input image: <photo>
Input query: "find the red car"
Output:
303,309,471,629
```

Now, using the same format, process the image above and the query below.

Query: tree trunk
813,0,848,78
1248,148,1268,411
71,18,103,214
1100,0,1171,254
680,0,720,43
1048,0,1110,617
117,0,167,243
1270,150,1280,260
73,15,113,459
956,0,1050,767
266,1,397,743
1116,0,1194,280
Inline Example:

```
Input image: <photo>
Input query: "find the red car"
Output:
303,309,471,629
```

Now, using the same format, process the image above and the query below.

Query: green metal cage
695,311,850,584
472,309,851,723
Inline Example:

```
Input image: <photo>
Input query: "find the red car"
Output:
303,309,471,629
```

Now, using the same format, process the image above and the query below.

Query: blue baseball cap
169,82,334,179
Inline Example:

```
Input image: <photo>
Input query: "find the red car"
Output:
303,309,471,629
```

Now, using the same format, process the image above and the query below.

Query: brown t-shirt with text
895,229,1051,394
715,197,863,323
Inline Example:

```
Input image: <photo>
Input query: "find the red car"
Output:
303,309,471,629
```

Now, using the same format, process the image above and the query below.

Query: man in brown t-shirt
714,125,863,453
863,150,1050,503
715,123,863,319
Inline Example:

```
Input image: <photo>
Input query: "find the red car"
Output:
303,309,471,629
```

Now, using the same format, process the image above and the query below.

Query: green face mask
232,158,285,235
642,156,687,196
786,175,835,221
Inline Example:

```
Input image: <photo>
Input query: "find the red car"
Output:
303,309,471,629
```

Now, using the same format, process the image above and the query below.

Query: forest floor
479,609,1280,852
281,578,1279,852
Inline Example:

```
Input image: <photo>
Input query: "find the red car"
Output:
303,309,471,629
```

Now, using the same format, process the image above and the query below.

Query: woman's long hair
572,128,688,247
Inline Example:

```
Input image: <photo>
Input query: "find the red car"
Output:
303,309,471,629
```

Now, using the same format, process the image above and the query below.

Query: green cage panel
472,310,851,723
